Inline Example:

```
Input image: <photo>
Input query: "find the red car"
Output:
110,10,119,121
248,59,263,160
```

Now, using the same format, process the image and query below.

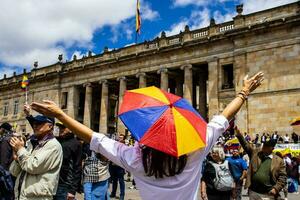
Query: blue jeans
84,180,110,200
53,186,68,200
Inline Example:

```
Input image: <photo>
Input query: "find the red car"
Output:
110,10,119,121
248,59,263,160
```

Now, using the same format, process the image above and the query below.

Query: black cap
0,122,12,131
32,115,55,125
263,139,276,148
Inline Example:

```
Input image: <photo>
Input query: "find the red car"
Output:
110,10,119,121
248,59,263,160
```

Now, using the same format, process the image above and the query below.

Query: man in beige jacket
9,114,63,200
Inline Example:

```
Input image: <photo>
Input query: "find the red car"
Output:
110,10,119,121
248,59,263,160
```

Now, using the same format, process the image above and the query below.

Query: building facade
0,2,300,137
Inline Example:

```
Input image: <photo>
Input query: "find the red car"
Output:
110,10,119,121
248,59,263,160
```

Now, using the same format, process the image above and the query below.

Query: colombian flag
21,75,29,90
224,137,240,151
136,0,141,34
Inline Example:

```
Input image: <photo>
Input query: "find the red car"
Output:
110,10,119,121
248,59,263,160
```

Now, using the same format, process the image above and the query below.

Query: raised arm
222,72,264,120
31,100,93,143
24,104,35,128
235,127,253,156
31,101,136,170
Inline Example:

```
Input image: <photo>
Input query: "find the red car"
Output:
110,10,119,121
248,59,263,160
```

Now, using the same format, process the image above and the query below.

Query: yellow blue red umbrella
118,86,207,157
290,116,300,126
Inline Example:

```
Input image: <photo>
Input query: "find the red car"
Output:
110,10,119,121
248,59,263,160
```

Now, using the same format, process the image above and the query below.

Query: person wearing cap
9,105,63,200
235,128,287,200
226,149,247,200
54,121,82,200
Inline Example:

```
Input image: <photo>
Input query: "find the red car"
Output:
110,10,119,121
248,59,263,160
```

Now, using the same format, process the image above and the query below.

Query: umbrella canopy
290,116,300,126
119,86,207,157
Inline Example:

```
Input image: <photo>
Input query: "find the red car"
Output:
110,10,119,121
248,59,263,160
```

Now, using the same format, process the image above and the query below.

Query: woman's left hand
31,100,64,118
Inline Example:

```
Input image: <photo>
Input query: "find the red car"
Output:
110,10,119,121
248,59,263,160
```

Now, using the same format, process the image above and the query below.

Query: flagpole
25,86,28,105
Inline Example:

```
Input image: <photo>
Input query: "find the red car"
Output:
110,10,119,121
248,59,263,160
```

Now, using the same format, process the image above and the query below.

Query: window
61,92,68,109
222,64,234,89
3,102,9,116
13,100,19,116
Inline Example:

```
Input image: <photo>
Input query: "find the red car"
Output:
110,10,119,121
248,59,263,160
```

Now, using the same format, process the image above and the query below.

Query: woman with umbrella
30,72,264,200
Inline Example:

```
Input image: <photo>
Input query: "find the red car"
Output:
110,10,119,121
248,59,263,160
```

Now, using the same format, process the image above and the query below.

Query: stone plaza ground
76,181,300,200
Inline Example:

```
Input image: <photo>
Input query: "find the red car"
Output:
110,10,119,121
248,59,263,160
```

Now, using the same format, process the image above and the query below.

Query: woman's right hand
242,71,264,95
31,100,64,118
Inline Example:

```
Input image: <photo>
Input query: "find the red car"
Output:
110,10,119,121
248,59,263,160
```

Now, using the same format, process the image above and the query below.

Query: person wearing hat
9,105,63,200
235,128,287,200
54,121,82,200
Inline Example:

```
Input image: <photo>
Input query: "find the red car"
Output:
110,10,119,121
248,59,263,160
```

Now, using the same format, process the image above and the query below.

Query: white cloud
190,8,211,29
1,47,66,67
0,0,158,76
71,50,94,61
173,0,208,7
165,20,189,36
0,67,17,79
213,10,234,23
241,0,298,14
173,0,238,7
110,22,134,43
141,1,159,20
164,8,210,36
167,0,297,37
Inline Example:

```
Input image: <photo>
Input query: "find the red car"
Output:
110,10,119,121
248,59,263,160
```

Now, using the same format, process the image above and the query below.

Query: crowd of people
0,112,135,200
250,132,300,145
0,72,299,200
217,131,300,146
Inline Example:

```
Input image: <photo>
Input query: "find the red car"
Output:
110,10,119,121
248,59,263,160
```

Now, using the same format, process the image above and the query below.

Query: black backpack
0,165,14,198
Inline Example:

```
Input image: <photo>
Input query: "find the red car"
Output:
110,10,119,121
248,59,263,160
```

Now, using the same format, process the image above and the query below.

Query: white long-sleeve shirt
90,115,228,200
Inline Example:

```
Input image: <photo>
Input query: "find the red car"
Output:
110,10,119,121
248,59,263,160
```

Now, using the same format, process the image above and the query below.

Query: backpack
210,160,234,191
287,178,297,193
0,165,14,197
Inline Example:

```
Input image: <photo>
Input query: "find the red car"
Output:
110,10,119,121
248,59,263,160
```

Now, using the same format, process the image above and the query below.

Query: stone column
181,64,193,103
83,83,93,128
68,86,79,119
136,72,147,88
207,57,219,120
117,77,127,135
158,68,168,91
99,80,108,133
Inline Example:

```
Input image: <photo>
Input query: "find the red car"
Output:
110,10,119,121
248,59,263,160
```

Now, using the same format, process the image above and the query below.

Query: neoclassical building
0,2,300,137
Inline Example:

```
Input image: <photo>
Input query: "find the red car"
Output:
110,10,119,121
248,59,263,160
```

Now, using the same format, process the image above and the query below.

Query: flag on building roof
21,75,29,90
136,0,141,34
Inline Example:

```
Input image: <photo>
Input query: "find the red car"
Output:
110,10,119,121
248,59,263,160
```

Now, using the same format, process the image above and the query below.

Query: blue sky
0,0,297,78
